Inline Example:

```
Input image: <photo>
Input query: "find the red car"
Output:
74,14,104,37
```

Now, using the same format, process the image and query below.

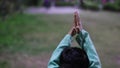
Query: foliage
24,0,44,6
103,2,120,11
55,1,75,6
83,1,99,10
0,0,23,20
38,0,44,6
83,0,120,11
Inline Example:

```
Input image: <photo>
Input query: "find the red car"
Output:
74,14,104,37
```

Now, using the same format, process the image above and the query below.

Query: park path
24,6,81,14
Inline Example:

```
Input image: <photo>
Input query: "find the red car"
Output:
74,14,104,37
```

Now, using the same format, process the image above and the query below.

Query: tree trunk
79,0,84,8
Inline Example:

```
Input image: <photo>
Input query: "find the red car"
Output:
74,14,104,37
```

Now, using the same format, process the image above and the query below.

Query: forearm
76,29,101,68
48,34,72,68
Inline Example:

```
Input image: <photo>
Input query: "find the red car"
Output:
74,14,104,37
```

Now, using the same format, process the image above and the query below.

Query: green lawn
0,11,120,68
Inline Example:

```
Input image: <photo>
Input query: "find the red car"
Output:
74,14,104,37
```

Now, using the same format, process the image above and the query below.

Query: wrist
68,33,73,37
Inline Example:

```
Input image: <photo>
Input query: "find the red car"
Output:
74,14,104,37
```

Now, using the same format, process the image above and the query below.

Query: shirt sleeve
48,34,72,68
76,29,101,68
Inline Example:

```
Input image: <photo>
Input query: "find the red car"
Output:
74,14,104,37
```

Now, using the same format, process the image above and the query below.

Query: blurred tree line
0,0,44,20
103,0,120,11
0,0,120,20
0,0,23,20
83,0,120,11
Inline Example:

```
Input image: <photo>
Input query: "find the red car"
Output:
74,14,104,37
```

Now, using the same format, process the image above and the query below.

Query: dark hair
60,47,89,68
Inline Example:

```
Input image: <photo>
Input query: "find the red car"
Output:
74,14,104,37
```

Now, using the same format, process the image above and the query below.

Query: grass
0,11,120,68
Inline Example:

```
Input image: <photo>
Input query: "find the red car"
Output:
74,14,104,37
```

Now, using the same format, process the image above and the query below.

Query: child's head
60,47,89,68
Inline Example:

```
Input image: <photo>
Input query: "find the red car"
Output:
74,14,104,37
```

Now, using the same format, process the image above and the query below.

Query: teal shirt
48,30,101,68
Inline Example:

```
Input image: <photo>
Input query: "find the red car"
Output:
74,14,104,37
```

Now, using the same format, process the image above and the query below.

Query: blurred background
0,0,120,68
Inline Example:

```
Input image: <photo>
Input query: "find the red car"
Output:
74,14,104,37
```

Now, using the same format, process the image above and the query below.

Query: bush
0,0,24,20
103,3,120,11
24,0,44,6
84,1,99,11
55,2,75,6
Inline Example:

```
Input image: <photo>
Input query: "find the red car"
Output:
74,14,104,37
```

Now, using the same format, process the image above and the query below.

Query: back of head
60,47,89,68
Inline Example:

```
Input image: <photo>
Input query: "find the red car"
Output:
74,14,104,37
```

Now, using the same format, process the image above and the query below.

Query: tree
79,0,85,8
0,0,23,20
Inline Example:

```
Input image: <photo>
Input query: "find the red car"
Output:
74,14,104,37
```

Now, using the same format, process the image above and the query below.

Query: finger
76,26,80,33
71,26,74,29
75,26,78,33
71,27,77,36
76,12,80,26
73,27,76,34
76,12,83,30
74,12,77,27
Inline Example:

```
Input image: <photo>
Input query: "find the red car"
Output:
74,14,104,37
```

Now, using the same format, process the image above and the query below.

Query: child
48,12,101,68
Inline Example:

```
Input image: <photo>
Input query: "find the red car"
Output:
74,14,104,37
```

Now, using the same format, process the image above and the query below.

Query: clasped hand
68,12,83,37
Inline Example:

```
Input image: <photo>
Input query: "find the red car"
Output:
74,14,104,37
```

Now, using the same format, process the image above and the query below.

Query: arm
48,34,72,68
76,29,101,68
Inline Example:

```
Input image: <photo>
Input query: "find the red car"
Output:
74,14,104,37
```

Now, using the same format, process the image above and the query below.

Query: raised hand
68,11,83,36
74,11,83,33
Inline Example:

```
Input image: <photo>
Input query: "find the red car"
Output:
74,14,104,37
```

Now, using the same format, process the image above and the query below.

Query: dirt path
24,6,80,14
